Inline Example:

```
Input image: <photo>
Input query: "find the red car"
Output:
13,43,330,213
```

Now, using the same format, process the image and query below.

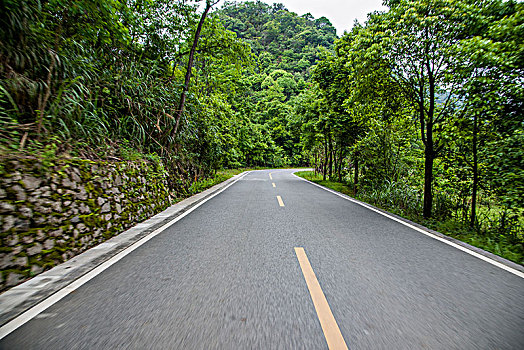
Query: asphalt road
1,169,523,349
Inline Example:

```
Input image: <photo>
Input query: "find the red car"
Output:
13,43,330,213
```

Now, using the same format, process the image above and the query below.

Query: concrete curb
0,171,248,327
292,171,524,275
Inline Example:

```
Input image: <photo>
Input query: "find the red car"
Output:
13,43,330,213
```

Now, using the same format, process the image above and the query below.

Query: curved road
1,169,523,349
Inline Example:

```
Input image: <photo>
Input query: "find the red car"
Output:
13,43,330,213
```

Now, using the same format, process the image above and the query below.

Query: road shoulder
292,171,524,277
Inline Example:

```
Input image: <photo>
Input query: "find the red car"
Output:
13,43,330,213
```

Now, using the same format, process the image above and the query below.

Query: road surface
1,169,523,349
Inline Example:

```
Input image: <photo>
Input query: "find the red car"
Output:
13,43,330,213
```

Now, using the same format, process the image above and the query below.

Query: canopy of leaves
217,1,337,76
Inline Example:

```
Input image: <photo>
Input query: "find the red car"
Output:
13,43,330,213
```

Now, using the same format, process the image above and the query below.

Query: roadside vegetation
188,167,276,195
1,0,335,173
295,0,523,265
296,171,523,265
1,0,522,264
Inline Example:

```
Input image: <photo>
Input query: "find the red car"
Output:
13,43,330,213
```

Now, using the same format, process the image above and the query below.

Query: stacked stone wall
0,157,173,291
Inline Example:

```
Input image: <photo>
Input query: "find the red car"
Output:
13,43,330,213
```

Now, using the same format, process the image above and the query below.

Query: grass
445,228,523,264
186,169,246,195
188,167,297,195
295,171,354,196
295,171,524,265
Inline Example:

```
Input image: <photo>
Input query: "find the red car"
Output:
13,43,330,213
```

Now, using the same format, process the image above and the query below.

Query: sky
258,0,387,35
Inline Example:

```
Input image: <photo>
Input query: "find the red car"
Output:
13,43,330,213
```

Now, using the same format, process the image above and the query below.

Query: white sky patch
258,0,387,35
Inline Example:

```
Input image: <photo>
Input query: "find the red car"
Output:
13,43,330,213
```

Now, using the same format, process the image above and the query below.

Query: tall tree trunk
338,146,343,182
354,151,359,196
333,144,338,180
314,152,318,176
423,123,434,218
321,155,324,177
423,149,434,218
470,112,478,228
422,56,435,218
328,133,333,179
172,0,218,138
323,136,328,181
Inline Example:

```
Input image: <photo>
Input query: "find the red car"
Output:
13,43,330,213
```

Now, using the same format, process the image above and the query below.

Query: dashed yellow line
277,195,284,207
272,183,276,188
269,173,273,180
295,247,348,350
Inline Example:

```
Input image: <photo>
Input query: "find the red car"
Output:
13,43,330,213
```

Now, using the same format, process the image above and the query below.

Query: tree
454,0,524,228
173,0,220,137
358,0,482,218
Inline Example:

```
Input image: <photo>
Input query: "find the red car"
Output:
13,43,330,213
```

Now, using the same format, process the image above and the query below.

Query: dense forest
1,0,337,169
0,0,522,262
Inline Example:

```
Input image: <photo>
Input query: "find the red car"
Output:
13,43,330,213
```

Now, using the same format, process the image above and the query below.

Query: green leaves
297,0,523,236
217,0,336,76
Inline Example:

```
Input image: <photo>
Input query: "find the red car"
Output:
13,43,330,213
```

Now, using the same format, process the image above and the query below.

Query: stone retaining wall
0,157,174,291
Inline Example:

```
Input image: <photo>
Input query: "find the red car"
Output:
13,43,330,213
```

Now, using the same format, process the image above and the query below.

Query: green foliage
296,171,523,264
208,1,339,167
297,0,523,262
295,171,353,196
1,0,522,264
218,1,337,76
1,0,270,177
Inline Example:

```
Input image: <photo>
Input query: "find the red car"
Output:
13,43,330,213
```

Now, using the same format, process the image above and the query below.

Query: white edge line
293,173,524,279
0,172,250,340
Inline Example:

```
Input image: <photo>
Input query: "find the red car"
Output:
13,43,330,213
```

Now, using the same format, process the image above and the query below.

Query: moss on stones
1,155,174,291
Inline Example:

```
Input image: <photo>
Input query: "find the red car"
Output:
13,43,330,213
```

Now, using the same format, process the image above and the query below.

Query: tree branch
172,0,220,138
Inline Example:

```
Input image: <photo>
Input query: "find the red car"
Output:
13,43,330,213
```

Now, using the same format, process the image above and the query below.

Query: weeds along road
1,169,523,349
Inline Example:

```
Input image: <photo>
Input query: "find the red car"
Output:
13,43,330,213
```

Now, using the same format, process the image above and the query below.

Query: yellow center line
277,195,285,207
294,247,348,350
272,183,276,188
269,173,273,180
